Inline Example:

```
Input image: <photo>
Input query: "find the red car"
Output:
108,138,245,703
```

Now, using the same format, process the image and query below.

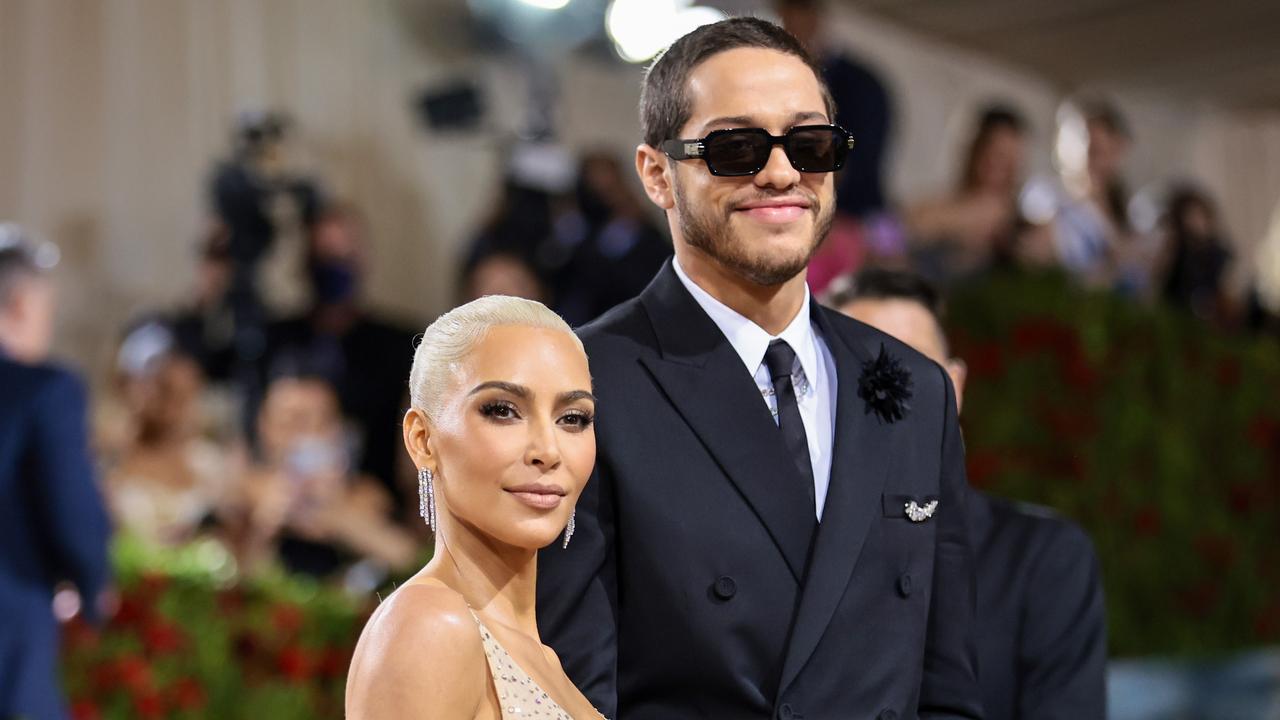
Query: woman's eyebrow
467,381,530,398
557,390,597,405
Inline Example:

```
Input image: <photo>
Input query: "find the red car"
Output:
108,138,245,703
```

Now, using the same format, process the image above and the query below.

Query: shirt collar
672,255,820,386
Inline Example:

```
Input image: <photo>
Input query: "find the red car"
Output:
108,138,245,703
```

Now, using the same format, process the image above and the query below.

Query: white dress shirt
672,257,838,520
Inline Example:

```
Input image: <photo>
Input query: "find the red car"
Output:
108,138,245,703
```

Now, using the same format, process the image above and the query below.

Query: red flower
1247,415,1278,451
132,690,165,720
137,572,169,600
965,342,1005,381
277,644,314,681
966,450,1003,489
1215,358,1241,388
114,655,154,694
1132,506,1162,537
142,620,185,656
317,645,349,680
216,587,246,616
272,602,305,636
112,595,151,628
1176,581,1219,619
1193,533,1238,569
90,662,116,694
169,677,207,711
69,700,101,720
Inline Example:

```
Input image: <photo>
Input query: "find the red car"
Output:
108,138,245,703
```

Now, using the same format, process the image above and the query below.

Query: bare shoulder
346,582,489,719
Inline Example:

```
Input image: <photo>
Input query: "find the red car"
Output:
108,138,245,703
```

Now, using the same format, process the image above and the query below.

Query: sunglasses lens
787,127,847,172
704,131,770,176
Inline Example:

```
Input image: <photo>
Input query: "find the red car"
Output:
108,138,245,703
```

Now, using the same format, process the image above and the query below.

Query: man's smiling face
667,47,836,287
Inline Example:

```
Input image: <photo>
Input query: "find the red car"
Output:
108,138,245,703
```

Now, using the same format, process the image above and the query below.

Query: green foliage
61,536,379,719
948,270,1280,657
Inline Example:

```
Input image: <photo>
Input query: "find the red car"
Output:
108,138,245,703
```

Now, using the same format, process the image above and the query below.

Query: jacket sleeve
1017,524,1107,719
536,447,620,717
919,368,985,718
30,369,112,621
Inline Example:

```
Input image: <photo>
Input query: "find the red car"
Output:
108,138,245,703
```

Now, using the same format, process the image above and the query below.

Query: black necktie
764,339,816,512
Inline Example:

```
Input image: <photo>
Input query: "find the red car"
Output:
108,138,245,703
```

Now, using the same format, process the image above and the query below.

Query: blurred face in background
308,211,366,305
972,125,1025,196
407,325,595,551
839,297,966,412
258,376,349,507
122,354,204,443
464,254,546,303
0,274,56,364
662,48,836,287
258,377,344,467
1086,119,1129,187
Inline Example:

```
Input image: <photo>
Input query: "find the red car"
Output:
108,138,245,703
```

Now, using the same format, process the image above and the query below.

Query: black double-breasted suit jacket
537,261,983,720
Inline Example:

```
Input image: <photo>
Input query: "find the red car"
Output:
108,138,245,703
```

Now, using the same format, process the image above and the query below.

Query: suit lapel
638,262,815,582
777,305,895,695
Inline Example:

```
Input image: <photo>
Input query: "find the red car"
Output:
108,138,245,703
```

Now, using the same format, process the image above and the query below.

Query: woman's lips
506,486,566,510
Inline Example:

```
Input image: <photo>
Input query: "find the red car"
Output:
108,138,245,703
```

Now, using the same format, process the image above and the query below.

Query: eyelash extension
562,411,595,428
480,401,519,419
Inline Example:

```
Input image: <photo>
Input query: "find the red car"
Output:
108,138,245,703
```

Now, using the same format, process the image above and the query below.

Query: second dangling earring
562,509,576,549
418,467,438,531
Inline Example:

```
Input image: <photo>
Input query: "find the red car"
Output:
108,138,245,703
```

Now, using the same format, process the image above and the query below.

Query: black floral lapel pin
857,343,913,423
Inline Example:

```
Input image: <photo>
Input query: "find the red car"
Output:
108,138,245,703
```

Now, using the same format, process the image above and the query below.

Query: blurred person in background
553,151,671,326
775,0,890,220
103,320,237,548
169,224,237,384
1159,184,1234,325
1054,98,1162,297
777,0,904,296
831,267,1106,720
460,249,548,304
905,105,1039,286
237,358,416,581
0,225,112,720
263,202,419,517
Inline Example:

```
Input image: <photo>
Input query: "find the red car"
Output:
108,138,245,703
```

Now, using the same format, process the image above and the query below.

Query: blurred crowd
6,0,1279,601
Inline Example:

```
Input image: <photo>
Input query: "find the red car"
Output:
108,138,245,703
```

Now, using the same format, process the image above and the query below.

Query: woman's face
973,126,1024,195
410,325,596,551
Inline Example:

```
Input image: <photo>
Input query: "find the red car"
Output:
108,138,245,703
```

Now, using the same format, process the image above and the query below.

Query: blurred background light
515,0,571,9
606,0,726,64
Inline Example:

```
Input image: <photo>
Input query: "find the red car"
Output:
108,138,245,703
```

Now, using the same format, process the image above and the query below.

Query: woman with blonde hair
346,295,605,719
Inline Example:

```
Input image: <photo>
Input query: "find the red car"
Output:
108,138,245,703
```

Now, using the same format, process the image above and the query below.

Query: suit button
713,576,737,600
877,710,898,720
897,572,913,597
778,703,794,720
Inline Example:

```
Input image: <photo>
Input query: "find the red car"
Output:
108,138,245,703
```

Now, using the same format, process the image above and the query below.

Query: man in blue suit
834,268,1107,720
0,226,112,720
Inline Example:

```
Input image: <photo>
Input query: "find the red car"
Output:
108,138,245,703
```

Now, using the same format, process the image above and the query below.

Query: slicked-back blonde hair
408,295,583,421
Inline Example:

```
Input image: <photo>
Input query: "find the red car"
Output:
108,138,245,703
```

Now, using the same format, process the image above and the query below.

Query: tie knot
764,339,797,382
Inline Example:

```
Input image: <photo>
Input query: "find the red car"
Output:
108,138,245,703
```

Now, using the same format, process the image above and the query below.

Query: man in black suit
537,19,982,720
833,268,1106,720
0,227,112,720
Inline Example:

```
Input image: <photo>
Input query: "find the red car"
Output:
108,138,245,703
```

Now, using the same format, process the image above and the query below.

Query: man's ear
635,144,676,210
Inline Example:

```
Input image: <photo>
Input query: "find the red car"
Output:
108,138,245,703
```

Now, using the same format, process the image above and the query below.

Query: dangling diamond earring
418,467,437,530
562,509,576,549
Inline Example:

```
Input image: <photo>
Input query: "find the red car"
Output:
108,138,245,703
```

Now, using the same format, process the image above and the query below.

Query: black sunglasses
661,124,855,177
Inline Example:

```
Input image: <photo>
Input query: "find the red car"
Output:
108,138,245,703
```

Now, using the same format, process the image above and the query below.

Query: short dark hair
640,17,836,148
825,267,949,351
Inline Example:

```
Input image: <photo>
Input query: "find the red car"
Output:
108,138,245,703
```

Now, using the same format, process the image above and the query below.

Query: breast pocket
881,494,940,523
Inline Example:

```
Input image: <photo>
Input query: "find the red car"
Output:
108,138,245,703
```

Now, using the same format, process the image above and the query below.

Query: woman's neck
428,526,540,638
